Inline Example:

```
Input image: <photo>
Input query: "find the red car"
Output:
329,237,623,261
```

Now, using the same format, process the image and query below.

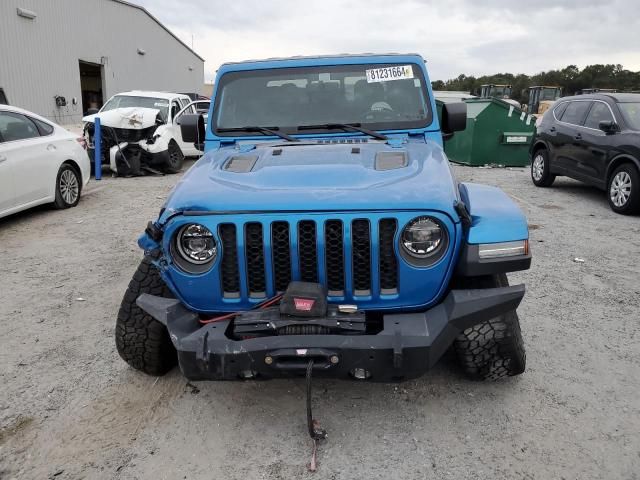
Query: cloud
135,0,640,82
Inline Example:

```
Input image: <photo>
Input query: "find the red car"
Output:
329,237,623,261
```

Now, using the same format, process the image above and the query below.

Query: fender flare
605,154,640,182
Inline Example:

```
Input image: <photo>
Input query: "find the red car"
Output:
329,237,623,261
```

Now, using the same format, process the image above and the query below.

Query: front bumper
137,285,525,382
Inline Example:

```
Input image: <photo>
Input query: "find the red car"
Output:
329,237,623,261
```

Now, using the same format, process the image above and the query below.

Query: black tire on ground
531,148,556,187
607,163,640,215
453,274,526,380
53,163,81,209
115,257,177,376
162,140,185,174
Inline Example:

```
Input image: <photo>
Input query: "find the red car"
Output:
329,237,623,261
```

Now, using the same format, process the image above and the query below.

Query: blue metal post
94,117,102,180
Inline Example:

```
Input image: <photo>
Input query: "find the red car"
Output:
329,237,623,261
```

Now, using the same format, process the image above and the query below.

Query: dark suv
530,93,640,214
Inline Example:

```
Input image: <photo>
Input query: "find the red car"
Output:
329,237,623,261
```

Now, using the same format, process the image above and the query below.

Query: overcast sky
135,0,640,83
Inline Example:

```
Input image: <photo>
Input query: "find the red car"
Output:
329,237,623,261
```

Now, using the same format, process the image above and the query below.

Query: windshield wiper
296,123,388,141
217,126,299,142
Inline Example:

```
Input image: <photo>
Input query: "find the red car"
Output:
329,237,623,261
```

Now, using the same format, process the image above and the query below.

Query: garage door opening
79,61,104,115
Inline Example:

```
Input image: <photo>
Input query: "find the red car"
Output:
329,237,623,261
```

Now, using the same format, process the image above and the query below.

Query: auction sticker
366,65,414,83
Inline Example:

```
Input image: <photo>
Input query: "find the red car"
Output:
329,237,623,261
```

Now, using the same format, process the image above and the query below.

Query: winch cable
306,360,327,472
198,294,283,324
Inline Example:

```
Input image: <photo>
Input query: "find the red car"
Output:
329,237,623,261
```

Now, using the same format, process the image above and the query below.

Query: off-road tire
453,274,526,380
54,163,81,209
607,163,640,215
115,258,177,376
162,140,184,174
531,148,555,187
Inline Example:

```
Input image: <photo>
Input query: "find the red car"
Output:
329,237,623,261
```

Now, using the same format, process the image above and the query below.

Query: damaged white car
82,91,209,176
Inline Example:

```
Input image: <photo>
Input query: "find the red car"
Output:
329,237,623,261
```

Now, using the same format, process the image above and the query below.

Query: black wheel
162,140,184,174
115,257,177,376
453,274,526,380
607,163,640,215
54,164,81,209
531,148,555,187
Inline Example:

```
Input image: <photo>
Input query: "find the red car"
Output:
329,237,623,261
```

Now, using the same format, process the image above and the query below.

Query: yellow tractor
480,84,521,108
527,86,562,116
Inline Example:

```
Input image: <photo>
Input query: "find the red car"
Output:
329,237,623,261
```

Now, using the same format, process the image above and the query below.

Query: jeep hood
162,140,460,221
82,107,161,129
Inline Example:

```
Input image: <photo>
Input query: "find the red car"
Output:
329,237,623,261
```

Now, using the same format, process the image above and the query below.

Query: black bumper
136,285,525,382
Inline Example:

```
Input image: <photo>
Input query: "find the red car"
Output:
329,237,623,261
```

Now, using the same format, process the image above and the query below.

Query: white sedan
0,105,90,219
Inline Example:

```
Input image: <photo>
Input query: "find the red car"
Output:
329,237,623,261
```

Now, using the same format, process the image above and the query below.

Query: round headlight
401,216,443,258
176,224,217,264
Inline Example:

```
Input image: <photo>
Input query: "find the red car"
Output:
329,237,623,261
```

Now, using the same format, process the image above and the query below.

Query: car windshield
618,102,640,130
213,63,431,136
540,88,560,101
101,95,170,122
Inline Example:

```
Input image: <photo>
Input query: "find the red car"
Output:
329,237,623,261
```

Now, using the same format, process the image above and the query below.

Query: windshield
540,88,560,101
618,102,640,130
101,95,170,122
213,63,431,135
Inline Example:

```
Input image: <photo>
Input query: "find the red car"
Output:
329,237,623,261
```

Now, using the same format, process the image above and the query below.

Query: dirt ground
1,162,638,480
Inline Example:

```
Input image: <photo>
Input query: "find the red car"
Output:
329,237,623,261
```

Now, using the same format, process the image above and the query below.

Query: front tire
162,140,184,174
54,164,81,209
607,163,640,215
115,258,177,376
531,148,555,187
453,274,526,380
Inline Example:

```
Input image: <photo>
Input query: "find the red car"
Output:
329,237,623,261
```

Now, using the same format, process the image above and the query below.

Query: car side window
553,102,569,120
31,117,54,136
170,101,181,121
560,101,591,126
0,111,41,142
583,102,613,130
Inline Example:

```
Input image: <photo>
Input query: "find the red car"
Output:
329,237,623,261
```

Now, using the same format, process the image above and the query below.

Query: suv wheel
608,163,640,215
453,274,526,380
531,148,555,187
162,140,185,174
115,257,177,376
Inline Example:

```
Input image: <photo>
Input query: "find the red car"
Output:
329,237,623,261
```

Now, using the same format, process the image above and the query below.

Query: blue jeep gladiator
116,54,531,383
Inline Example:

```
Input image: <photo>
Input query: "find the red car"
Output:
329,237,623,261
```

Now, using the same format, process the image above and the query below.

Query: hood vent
316,138,369,144
375,152,407,171
224,155,258,173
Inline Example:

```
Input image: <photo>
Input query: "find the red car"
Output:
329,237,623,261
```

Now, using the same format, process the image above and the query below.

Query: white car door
0,111,59,209
173,100,210,156
0,136,16,214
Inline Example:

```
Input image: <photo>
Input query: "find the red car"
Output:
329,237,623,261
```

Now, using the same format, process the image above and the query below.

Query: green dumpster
435,97,535,167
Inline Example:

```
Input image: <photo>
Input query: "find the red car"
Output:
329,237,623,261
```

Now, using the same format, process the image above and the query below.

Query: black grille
298,221,318,283
325,220,344,295
271,222,291,292
219,224,240,297
217,217,400,300
245,223,266,297
379,219,398,293
351,219,371,295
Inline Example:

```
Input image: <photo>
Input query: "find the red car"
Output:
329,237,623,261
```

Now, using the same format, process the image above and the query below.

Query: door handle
0,155,6,163
574,133,582,140
549,127,556,133
47,144,57,151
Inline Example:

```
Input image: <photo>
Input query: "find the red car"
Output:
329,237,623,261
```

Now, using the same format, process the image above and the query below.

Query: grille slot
271,222,291,292
379,219,398,293
324,220,345,295
298,221,318,283
351,219,371,295
219,224,240,298
245,223,266,297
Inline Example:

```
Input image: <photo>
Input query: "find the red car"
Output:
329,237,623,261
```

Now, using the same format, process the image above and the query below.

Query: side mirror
441,102,467,140
179,113,205,151
598,120,619,134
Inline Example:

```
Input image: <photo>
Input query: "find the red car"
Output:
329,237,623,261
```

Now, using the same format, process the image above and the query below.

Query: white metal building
0,0,205,124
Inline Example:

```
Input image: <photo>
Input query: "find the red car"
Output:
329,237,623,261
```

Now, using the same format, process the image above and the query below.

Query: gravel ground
0,162,638,480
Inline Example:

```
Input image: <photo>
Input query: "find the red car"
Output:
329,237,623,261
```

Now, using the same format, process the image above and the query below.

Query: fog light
350,368,371,380
264,356,273,365
478,240,528,259
330,355,339,365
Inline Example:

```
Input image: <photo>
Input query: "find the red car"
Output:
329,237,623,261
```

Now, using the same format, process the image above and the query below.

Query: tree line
431,64,640,104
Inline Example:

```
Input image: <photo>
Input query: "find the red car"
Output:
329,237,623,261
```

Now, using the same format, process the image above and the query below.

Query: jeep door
173,100,210,156
572,101,617,187
552,100,591,173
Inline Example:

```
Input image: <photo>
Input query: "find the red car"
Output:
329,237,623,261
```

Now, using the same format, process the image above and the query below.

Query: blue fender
459,183,529,244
